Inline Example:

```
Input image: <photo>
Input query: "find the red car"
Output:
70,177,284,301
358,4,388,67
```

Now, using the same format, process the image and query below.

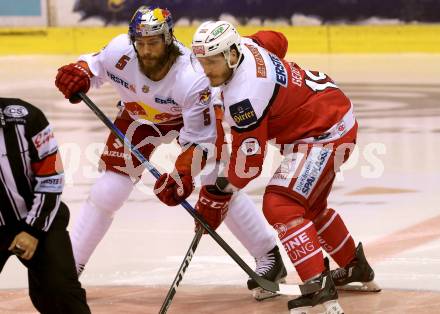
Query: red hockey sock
314,208,356,267
280,219,325,281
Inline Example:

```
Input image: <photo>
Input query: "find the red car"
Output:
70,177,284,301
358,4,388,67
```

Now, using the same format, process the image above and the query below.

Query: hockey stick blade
159,228,203,314
77,92,319,296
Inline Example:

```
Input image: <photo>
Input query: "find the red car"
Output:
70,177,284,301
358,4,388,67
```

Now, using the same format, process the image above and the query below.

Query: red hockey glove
55,62,92,103
154,173,194,206
195,185,232,233
154,144,207,206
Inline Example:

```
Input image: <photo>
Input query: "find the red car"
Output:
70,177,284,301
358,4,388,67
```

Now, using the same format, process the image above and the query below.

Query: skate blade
337,280,381,292
289,305,312,314
253,277,287,301
289,301,344,314
323,300,344,314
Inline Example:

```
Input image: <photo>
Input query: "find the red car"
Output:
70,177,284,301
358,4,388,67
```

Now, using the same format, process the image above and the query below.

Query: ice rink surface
0,53,439,313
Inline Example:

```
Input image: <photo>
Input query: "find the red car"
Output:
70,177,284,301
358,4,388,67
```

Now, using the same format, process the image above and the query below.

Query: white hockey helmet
192,21,242,69
128,6,174,45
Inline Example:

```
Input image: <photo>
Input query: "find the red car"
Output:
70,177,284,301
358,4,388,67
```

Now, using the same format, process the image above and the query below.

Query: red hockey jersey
221,35,355,188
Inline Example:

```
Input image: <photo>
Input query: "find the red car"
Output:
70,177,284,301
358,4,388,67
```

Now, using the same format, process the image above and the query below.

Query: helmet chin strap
219,49,242,86
223,48,242,72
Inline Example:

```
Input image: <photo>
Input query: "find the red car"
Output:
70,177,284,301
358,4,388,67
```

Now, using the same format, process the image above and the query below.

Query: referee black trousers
0,203,91,314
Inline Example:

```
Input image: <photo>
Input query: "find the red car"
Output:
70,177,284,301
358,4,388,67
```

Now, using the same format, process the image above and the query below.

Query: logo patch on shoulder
32,125,57,159
198,87,211,105
4,105,29,118
229,99,257,127
245,44,267,78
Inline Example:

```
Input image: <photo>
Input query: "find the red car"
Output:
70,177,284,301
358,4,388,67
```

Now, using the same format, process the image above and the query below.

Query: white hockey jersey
221,37,354,188
79,34,217,148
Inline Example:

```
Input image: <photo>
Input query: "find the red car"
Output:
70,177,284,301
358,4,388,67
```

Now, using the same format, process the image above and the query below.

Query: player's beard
138,51,169,78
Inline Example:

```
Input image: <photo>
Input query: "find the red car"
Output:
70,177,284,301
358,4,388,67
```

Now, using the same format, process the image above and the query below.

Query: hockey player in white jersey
54,6,286,300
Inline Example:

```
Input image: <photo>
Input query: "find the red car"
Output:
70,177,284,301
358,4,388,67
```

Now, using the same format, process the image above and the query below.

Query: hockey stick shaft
159,227,204,314
77,92,316,296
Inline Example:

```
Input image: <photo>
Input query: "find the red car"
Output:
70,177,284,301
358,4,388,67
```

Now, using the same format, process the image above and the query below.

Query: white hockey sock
224,191,277,258
70,171,134,273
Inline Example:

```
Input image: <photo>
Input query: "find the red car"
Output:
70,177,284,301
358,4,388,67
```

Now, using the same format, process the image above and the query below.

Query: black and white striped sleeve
23,107,64,238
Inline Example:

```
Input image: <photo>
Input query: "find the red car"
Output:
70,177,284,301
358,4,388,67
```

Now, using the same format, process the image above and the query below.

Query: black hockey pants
0,203,91,314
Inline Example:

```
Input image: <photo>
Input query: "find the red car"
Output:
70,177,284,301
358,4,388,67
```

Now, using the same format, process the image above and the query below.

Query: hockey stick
77,92,319,296
159,227,204,314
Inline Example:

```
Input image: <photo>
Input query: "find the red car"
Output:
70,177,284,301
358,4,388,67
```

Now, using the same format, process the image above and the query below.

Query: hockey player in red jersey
192,21,380,313
54,6,288,301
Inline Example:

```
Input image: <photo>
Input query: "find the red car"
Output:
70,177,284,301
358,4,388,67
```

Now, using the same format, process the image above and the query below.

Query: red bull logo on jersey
198,87,211,105
154,112,180,121
124,102,147,117
124,101,181,123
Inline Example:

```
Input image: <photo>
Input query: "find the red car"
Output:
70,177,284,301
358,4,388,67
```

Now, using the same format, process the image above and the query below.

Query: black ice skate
288,271,344,314
330,242,381,292
247,245,288,301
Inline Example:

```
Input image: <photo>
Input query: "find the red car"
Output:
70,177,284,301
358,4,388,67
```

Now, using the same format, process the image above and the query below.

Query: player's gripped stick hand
55,62,91,104
154,173,194,206
8,231,39,260
195,185,232,234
